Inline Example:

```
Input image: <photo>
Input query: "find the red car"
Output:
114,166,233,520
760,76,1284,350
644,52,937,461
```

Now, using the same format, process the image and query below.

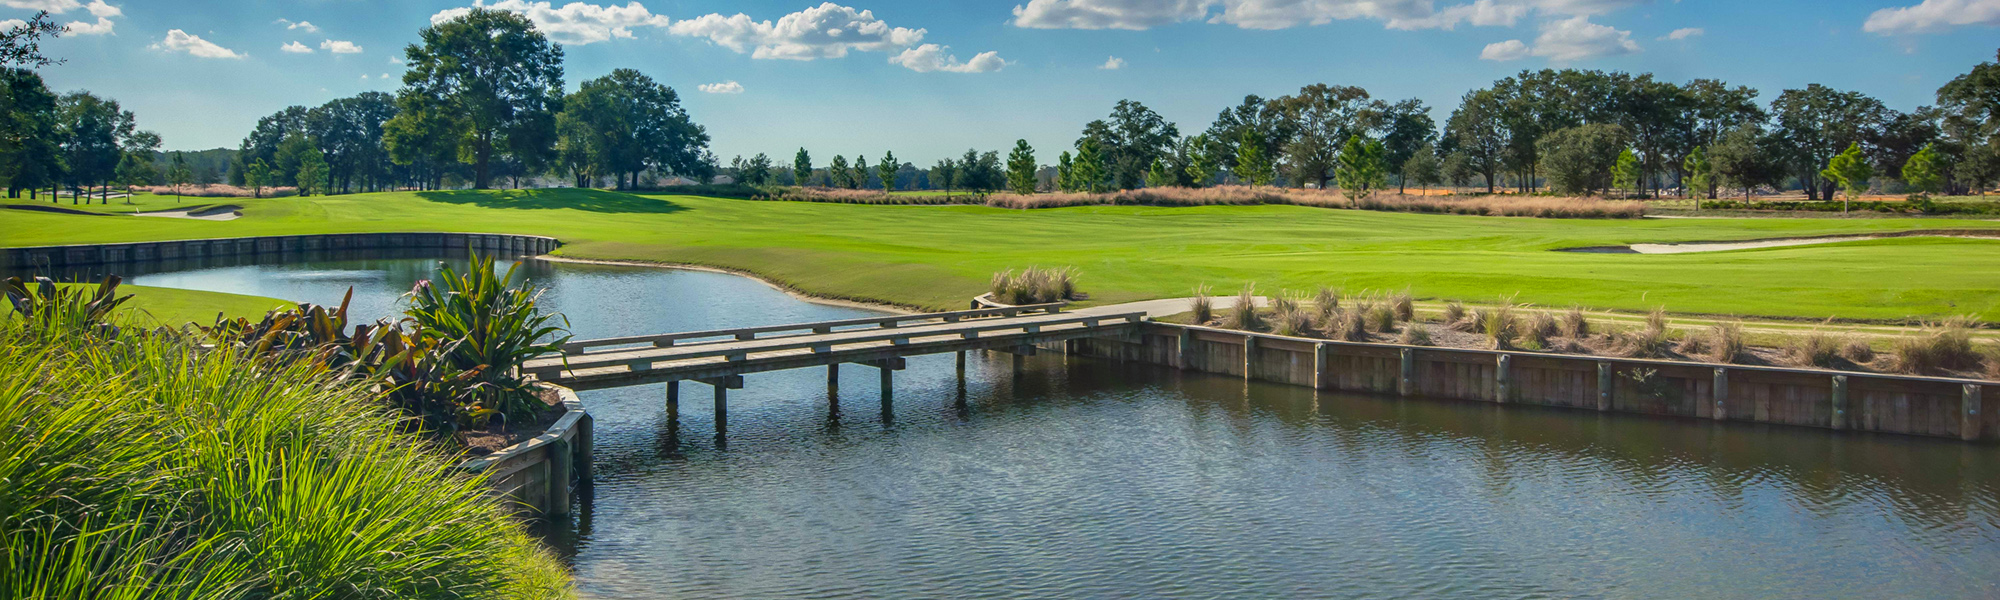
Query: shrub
1840,337,1877,365
404,254,572,426
0,323,572,598
1223,284,1260,331
137,184,298,198
1892,316,1982,375
1190,284,1214,325
1610,307,1673,358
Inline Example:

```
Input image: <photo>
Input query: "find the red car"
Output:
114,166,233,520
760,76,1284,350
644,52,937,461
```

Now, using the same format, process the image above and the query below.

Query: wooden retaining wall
1074,322,1998,442
0,232,560,271
456,385,594,518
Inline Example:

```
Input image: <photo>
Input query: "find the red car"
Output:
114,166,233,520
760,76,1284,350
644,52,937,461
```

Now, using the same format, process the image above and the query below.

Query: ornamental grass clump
1331,309,1368,342
1390,291,1415,322
0,320,572,598
1559,306,1591,339
1612,307,1674,358
990,266,1081,305
1190,284,1214,325
1518,311,1559,350
1224,284,1261,331
1398,323,1433,346
1781,329,1842,368
1484,303,1518,350
1442,301,1467,327
1368,302,1398,334
1891,316,1982,375
1700,321,1747,364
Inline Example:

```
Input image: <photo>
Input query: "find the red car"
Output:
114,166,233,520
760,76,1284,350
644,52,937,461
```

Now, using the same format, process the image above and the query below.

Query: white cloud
431,0,671,45
669,3,925,60
275,18,319,32
1008,0,1642,31
389,56,403,64
887,43,1005,73
281,41,313,54
63,16,111,34
1480,38,1530,60
1010,0,1209,30
153,29,244,59
698,80,744,94
2,0,81,13
82,0,114,17
1863,0,2000,34
1659,26,1701,40
320,39,363,53
1525,15,1639,62
381,72,392,79
1099,55,1124,69
0,19,20,30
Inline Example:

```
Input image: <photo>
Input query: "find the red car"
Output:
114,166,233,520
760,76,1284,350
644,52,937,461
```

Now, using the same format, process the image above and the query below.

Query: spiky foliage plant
404,254,571,424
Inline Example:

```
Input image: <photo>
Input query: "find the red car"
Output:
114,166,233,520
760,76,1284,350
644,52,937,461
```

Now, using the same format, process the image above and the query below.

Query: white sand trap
1564,231,2000,254
136,205,242,221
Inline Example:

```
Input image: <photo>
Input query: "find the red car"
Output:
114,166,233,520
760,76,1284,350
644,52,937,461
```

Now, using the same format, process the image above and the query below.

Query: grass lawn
6,188,2000,321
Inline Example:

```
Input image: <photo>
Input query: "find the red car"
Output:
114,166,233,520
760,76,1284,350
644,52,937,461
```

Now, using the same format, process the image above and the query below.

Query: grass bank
0,283,291,326
6,188,2000,321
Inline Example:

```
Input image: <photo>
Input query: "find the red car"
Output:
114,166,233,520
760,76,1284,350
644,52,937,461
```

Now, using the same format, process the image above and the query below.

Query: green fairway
6,188,1999,321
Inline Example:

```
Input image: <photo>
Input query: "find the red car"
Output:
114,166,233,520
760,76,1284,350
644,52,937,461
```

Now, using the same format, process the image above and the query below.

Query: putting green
5,188,1997,321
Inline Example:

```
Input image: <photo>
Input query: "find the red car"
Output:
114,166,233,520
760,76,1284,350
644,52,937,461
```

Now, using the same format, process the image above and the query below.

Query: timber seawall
0,232,560,271
1071,322,1997,442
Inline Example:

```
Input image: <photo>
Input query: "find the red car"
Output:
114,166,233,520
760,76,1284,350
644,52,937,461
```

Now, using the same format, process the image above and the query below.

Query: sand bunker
136,205,242,221
1563,231,2000,254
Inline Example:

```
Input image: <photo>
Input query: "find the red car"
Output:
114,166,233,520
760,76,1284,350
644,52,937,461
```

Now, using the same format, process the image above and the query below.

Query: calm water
105,255,2000,598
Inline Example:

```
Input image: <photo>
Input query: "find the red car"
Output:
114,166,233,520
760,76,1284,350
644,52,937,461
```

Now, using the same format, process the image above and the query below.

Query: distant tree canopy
391,7,565,190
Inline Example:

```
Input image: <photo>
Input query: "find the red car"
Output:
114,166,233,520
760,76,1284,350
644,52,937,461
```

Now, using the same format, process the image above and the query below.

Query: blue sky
18,0,2000,164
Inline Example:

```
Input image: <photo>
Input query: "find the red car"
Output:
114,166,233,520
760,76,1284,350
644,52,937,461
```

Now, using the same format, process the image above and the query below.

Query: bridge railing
556,302,1067,355
528,310,1142,380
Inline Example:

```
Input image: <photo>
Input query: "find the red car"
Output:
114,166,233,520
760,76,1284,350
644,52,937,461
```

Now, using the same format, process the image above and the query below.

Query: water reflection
86,255,2000,599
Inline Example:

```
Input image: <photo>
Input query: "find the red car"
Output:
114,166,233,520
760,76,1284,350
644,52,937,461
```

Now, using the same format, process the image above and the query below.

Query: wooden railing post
1313,343,1329,390
1830,375,1848,430
1711,367,1729,421
1399,348,1415,397
1242,334,1258,381
1963,384,1983,441
546,438,572,518
1596,362,1613,411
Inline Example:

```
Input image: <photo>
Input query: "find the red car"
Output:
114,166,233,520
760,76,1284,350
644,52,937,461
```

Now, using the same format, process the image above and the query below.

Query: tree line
741,49,1999,203
0,13,164,202
233,8,712,195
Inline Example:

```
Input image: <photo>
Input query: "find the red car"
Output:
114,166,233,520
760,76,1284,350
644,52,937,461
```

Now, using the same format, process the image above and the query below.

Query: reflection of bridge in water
524,302,1146,438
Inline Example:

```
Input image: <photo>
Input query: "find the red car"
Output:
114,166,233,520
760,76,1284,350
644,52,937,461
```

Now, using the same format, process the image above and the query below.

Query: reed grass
1331,309,1367,342
1892,316,1983,375
0,322,572,598
1224,285,1260,330
1484,304,1518,349
1368,302,1398,334
989,266,1080,305
1702,321,1747,364
1781,330,1842,368
978,186,1647,219
1398,323,1433,346
1442,301,1466,326
1559,306,1590,339
1390,291,1415,322
1190,284,1214,325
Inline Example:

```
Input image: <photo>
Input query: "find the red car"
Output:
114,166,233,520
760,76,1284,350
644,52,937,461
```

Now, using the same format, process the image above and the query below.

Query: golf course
7,188,1999,324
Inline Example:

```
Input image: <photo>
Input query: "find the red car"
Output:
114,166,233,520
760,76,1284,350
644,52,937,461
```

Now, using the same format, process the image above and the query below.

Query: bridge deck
526,308,1147,390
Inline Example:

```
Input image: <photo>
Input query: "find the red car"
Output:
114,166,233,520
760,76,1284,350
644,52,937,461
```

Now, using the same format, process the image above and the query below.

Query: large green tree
56,91,133,203
557,68,707,190
1710,124,1775,200
1073,136,1108,193
1444,88,1506,193
1274,83,1371,190
0,67,62,199
1203,95,1291,177
1902,143,1945,197
794,148,813,187
1820,141,1872,212
394,7,564,189
1086,100,1179,189
1233,128,1274,187
877,151,899,192
930,158,958,199
1772,84,1889,200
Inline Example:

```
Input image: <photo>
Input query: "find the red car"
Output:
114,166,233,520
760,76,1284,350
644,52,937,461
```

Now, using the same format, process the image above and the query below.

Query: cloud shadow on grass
417,189,686,214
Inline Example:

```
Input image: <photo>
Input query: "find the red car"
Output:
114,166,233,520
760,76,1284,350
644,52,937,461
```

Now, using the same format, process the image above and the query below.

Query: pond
86,253,2000,599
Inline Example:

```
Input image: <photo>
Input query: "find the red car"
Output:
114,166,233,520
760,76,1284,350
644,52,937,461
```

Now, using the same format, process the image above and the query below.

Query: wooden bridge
523,303,1147,437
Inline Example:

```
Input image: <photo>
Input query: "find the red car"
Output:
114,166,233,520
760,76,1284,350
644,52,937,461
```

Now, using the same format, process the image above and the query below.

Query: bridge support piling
880,366,894,416
713,384,728,438
665,381,680,432
956,351,966,379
